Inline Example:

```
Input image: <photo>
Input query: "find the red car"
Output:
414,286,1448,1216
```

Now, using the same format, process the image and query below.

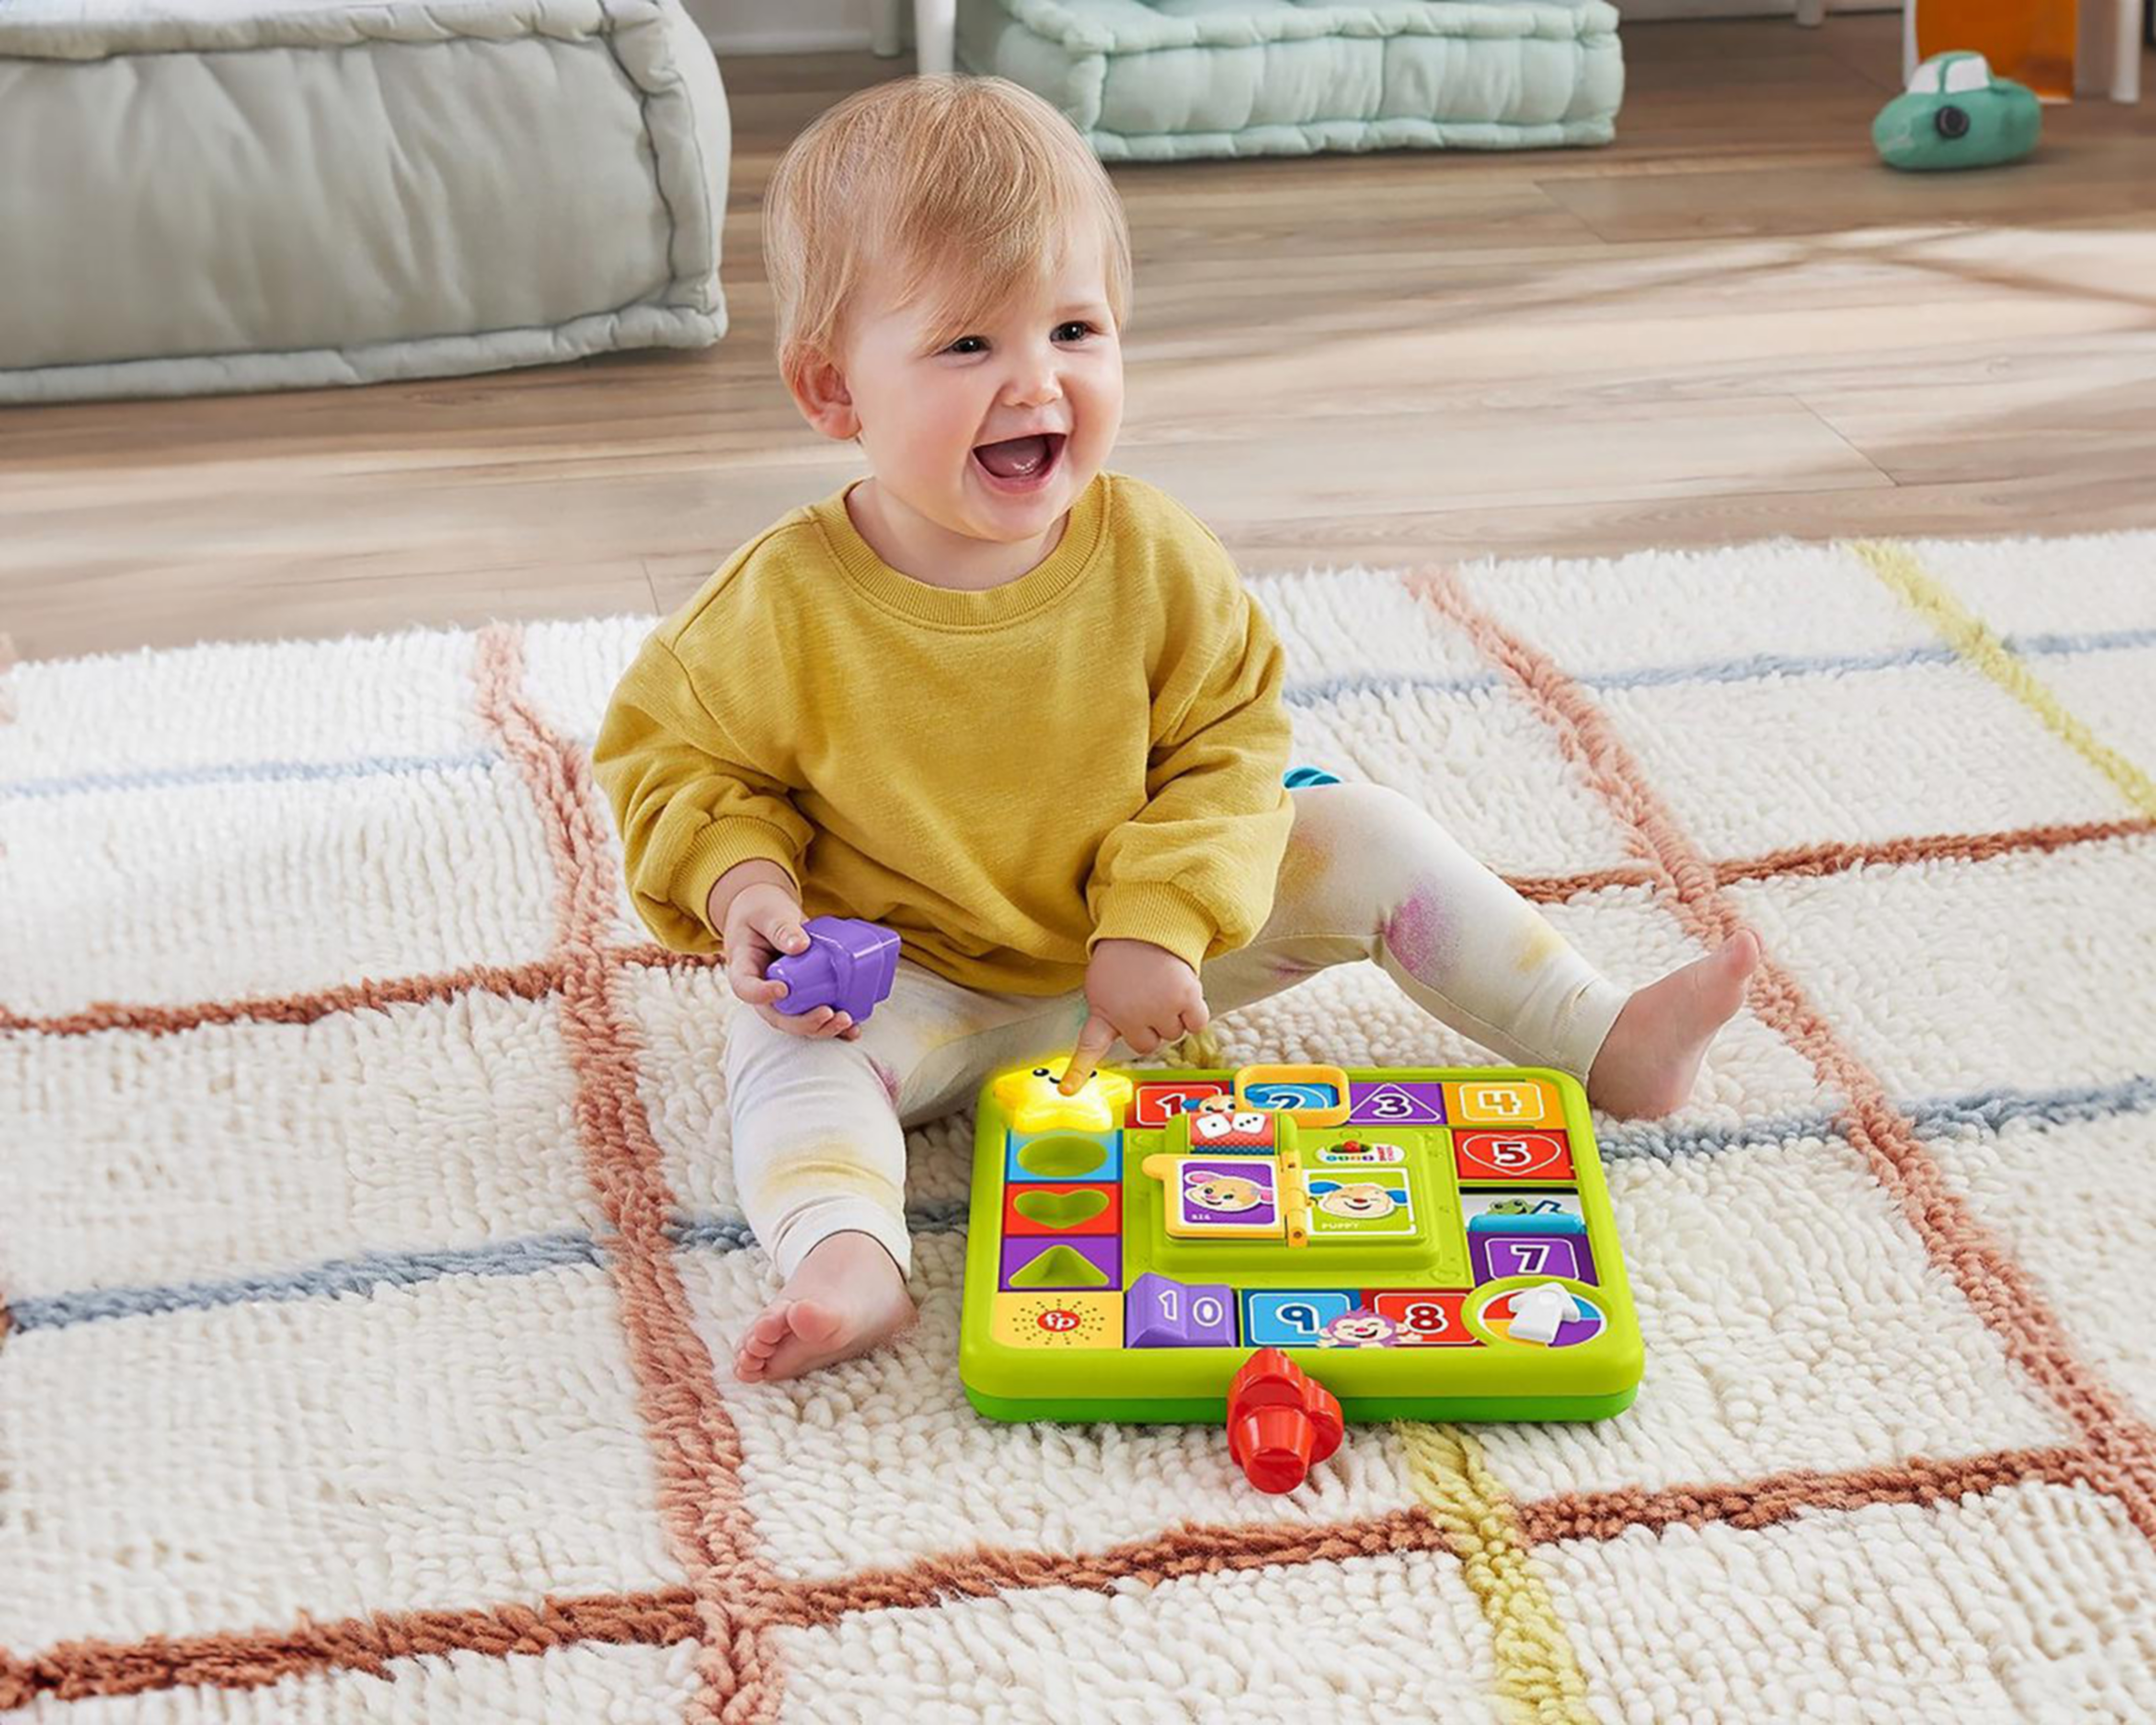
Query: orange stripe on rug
0,959,562,1039
4,822,2144,1042
1517,1445,2093,1544
1408,566,2156,1545
0,1451,2089,1709
0,1591,699,1711
1711,816,2154,889
774,1509,1457,1629
473,626,782,1725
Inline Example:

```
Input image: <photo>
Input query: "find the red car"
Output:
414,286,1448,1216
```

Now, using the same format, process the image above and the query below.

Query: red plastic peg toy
1226,1347,1344,1494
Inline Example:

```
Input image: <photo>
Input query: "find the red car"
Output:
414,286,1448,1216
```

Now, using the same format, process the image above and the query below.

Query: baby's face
841,232,1122,548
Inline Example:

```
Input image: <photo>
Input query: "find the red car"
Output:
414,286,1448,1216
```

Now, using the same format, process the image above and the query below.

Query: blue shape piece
1125,1273,1239,1348
1244,1081,1340,1113
1242,1289,1357,1347
1005,1130,1123,1184
1283,766,1342,788
1466,1213,1587,1235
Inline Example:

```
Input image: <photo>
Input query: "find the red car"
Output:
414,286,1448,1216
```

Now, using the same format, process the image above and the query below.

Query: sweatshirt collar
810,473,1108,629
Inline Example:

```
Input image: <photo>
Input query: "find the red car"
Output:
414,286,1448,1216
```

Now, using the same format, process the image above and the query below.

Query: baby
593,76,1759,1383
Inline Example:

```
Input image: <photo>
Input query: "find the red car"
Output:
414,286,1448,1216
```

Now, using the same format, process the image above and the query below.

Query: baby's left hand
1062,939,1209,1093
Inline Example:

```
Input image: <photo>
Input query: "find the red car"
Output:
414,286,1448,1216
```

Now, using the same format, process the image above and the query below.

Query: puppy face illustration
1184,1171,1265,1213
1314,1182,1396,1220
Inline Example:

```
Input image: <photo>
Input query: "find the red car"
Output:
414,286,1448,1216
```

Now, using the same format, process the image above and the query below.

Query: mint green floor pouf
956,0,1624,159
0,0,730,405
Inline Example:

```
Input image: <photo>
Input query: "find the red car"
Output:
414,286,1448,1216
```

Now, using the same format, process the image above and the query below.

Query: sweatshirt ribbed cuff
668,818,802,939
1088,882,1219,974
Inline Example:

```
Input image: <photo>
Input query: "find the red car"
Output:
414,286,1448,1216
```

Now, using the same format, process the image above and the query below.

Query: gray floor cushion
958,0,1624,159
0,0,730,404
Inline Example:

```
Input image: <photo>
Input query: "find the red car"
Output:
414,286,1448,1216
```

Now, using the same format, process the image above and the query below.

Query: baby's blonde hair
763,76,1132,393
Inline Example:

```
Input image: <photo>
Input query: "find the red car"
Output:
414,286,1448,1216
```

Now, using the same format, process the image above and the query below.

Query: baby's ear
784,346,860,442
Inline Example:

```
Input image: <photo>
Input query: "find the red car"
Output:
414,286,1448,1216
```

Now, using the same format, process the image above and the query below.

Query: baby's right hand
716,870,861,1041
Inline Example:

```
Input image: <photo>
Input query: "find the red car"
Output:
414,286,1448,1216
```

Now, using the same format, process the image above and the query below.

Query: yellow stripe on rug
1397,1423,1595,1725
1851,540,2156,819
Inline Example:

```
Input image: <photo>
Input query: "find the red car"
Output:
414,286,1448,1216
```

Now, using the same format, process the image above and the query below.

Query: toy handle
1225,1347,1344,1494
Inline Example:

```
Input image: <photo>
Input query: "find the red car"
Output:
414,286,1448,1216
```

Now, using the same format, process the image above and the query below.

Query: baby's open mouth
972,432,1067,489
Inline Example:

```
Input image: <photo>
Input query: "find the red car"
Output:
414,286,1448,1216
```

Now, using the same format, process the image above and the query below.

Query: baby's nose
1003,365,1063,408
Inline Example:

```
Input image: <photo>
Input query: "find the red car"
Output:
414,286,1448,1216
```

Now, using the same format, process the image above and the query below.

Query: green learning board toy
960,1063,1642,1485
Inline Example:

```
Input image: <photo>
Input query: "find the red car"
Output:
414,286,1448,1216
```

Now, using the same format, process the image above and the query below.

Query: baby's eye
1052,321,1095,344
944,335,988,356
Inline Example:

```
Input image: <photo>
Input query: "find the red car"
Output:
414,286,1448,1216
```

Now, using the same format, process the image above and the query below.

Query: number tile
1453,1129,1574,1182
1469,1230,1597,1286
1370,1290,1481,1347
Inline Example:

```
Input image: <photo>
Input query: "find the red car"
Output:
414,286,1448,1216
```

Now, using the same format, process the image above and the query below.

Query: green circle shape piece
1015,1134,1108,1179
1013,1187,1110,1228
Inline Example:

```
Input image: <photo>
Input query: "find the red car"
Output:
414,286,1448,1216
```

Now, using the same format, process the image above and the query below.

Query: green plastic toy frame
960,1065,1644,1424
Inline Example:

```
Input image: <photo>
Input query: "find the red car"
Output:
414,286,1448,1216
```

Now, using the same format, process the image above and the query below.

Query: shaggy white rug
5,535,2156,1723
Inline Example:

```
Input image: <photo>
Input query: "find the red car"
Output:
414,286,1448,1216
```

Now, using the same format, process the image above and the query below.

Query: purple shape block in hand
767,916,901,1024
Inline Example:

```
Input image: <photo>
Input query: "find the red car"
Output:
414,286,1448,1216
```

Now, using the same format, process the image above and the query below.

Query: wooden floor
4,14,2153,660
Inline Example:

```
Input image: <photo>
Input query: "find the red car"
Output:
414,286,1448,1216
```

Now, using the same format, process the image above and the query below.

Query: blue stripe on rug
10,1077,2147,1335
8,626,2153,802
4,1199,979,1334
5,1228,607,1332
0,750,498,802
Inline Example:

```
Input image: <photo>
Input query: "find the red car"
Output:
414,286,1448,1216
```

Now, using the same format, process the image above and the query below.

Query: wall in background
694,0,1897,55
692,0,881,53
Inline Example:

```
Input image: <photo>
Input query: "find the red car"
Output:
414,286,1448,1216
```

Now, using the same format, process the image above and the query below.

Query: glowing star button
1506,1282,1580,1347
993,1065,1135,1134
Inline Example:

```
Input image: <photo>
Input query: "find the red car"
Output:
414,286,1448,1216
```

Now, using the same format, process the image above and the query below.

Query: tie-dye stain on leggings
722,783,1628,1279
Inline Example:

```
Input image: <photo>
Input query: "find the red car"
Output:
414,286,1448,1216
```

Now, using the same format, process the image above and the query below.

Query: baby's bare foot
733,1231,917,1383
1587,931,1760,1119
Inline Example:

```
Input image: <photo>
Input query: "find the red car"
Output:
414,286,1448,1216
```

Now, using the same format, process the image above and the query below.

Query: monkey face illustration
1321,1311,1397,1348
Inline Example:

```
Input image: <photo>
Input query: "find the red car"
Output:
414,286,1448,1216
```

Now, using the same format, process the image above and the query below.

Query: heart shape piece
1014,1188,1109,1230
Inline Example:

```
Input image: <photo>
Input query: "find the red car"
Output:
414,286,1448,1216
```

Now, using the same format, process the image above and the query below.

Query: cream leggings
722,783,1628,1280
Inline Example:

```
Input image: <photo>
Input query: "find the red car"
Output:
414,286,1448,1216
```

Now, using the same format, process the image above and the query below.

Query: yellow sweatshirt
592,470,1293,995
